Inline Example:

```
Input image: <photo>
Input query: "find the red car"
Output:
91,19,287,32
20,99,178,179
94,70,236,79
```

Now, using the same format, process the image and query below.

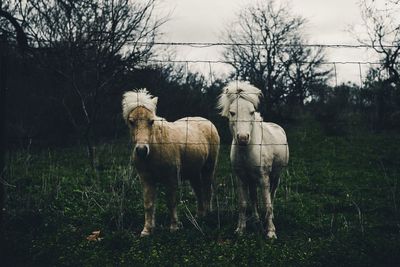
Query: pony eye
229,111,236,117
128,119,136,127
149,119,155,126
250,111,255,115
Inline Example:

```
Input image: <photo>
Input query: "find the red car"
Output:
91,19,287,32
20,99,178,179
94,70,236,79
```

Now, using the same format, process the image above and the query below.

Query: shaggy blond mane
217,81,263,117
122,89,157,121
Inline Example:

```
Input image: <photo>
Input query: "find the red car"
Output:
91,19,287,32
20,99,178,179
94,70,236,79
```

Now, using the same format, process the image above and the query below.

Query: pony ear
127,116,134,125
152,97,158,106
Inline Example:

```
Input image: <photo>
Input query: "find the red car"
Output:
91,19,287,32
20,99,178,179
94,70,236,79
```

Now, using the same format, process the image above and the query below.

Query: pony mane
122,89,158,121
255,112,264,122
217,81,263,117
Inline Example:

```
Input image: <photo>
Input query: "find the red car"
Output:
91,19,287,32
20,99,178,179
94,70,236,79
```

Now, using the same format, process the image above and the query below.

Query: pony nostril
237,133,250,145
135,145,149,158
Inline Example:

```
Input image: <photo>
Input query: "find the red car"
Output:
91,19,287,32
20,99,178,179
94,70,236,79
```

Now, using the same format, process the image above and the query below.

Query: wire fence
131,41,391,88
143,59,380,87
19,39,391,86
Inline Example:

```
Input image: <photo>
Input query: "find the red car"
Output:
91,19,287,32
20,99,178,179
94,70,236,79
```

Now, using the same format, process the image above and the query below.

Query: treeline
6,48,400,145
5,51,227,145
1,0,400,150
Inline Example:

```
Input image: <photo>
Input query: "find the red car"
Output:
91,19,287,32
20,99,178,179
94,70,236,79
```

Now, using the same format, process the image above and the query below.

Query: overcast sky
154,0,385,84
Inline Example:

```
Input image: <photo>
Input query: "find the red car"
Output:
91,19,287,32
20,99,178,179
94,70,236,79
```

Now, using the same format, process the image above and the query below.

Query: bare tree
281,36,330,108
10,0,167,169
358,0,400,83
223,0,328,117
356,0,400,128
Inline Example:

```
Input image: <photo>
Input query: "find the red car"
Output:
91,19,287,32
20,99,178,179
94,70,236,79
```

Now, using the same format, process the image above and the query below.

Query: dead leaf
86,230,103,241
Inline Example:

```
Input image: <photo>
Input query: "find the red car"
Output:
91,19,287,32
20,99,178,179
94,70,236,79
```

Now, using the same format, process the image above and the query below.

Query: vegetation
3,119,400,266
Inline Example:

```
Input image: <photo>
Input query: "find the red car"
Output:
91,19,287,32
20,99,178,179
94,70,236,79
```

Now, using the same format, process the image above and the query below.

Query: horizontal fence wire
143,59,383,65
20,40,388,67
31,38,397,48
126,142,287,146
26,39,389,65
133,41,399,49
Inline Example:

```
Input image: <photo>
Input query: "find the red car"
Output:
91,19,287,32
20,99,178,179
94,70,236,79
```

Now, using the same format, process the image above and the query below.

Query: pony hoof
267,231,277,239
140,229,151,237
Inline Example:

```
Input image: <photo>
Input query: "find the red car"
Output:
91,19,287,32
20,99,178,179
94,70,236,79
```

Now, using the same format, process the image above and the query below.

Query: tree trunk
84,125,98,172
375,83,386,132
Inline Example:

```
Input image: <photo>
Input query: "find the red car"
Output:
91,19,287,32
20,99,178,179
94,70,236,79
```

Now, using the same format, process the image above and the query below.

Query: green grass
3,122,400,266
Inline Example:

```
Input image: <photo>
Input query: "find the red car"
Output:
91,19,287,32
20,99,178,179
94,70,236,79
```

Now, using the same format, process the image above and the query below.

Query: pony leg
141,180,156,237
248,182,260,222
261,174,277,239
190,178,205,217
270,168,281,202
166,182,180,232
235,178,248,235
201,168,214,214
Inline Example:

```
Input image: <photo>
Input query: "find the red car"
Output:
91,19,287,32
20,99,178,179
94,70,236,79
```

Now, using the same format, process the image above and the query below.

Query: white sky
154,0,388,84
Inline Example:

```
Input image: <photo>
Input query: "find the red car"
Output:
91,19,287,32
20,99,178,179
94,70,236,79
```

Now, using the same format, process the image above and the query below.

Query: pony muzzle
237,133,250,146
135,144,150,158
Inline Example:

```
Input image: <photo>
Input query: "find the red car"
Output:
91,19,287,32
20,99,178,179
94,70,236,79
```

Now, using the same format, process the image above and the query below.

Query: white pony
218,81,289,238
122,89,220,237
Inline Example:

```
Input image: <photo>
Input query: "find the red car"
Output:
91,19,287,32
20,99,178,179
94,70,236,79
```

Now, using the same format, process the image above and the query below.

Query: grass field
3,121,400,266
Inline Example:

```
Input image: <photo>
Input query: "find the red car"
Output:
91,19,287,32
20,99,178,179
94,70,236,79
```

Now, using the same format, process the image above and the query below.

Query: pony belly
233,164,263,182
179,164,204,180
231,149,270,182
179,152,206,178
134,158,181,184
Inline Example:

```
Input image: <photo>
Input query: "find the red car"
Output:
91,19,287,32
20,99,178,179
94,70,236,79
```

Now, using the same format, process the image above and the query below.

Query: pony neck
151,116,168,144
249,112,264,145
